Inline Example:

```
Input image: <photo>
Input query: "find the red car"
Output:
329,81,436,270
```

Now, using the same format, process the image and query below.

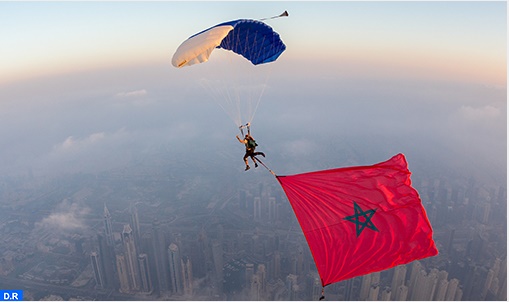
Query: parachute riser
238,123,250,136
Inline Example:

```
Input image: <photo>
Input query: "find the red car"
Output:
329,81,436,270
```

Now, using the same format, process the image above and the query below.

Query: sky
0,1,506,185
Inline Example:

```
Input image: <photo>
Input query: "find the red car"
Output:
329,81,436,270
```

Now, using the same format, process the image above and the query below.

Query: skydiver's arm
236,135,246,144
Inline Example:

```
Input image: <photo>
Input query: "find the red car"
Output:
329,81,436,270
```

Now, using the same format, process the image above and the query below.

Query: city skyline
0,155,504,300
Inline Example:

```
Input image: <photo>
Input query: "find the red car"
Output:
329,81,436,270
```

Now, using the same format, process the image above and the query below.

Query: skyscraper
445,278,459,300
97,233,116,289
434,279,449,300
394,285,408,300
272,251,281,280
286,274,298,301
181,256,193,296
245,263,254,287
256,264,267,294
360,273,372,300
311,276,322,301
268,197,277,222
390,265,407,300
129,203,141,244
152,219,169,293
481,269,496,300
367,272,380,301
116,254,130,293
250,274,261,300
138,253,153,293
211,240,223,293
90,251,105,289
168,243,183,295
407,260,423,298
412,268,439,301
103,204,114,246
433,270,449,300
254,197,262,221
122,224,141,291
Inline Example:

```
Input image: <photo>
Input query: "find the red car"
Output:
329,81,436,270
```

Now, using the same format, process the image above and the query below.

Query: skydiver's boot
255,162,258,168
245,165,250,171
260,152,265,157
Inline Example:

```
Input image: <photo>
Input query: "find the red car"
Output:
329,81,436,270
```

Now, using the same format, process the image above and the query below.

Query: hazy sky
0,1,506,183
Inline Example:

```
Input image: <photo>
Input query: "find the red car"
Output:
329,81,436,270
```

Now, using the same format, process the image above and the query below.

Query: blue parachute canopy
172,19,286,67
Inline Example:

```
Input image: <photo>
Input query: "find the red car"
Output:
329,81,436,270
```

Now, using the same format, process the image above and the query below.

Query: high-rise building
268,197,277,221
272,251,281,280
211,240,223,292
168,243,183,295
367,272,380,301
122,224,141,291
446,229,456,255
434,279,449,300
311,277,322,301
296,247,304,276
390,265,407,300
410,269,429,300
492,258,507,300
360,272,379,301
481,269,495,299
445,278,459,300
254,197,262,221
138,253,153,293
408,261,423,298
90,251,105,289
129,203,141,244
343,278,357,300
245,263,254,286
103,204,114,246
381,287,391,301
97,233,116,289
455,287,463,300
394,285,408,300
425,269,439,300
116,254,131,293
286,274,298,301
257,264,267,294
181,256,193,296
250,274,261,300
482,203,491,224
360,273,373,300
152,219,169,293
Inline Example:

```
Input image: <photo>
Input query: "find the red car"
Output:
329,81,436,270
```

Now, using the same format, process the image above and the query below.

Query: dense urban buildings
0,151,505,301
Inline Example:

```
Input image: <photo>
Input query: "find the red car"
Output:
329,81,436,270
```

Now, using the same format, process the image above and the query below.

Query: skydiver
236,123,265,171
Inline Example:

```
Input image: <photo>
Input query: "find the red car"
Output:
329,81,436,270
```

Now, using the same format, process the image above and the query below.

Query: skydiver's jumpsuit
236,134,265,170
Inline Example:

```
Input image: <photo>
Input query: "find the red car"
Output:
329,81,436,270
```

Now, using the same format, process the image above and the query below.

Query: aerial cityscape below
0,144,505,301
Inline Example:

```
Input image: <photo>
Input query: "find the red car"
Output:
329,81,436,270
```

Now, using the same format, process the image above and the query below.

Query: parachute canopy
172,19,286,68
276,154,438,286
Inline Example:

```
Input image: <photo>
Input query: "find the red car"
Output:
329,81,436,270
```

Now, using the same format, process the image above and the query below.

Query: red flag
276,153,438,287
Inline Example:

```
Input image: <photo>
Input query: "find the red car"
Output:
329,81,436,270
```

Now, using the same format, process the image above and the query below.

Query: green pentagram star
344,201,379,237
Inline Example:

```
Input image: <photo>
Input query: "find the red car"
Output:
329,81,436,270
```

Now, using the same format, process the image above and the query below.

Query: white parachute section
171,14,287,128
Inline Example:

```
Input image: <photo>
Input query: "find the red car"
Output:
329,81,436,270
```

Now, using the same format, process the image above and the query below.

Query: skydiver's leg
254,151,265,157
243,153,250,170
251,156,258,168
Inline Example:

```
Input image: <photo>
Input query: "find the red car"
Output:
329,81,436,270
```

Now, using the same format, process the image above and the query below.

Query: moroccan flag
276,153,438,287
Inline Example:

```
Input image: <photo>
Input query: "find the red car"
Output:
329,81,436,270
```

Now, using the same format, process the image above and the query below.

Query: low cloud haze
0,59,505,187
36,199,91,233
